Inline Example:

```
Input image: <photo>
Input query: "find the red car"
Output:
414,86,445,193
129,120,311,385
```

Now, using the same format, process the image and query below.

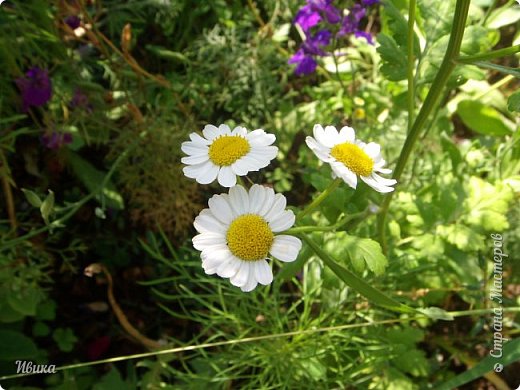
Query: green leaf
471,61,520,78
36,300,57,321
145,44,188,63
343,235,388,276
302,234,415,314
436,224,484,251
7,286,42,316
463,177,513,231
435,337,520,390
33,321,50,337
507,90,520,112
68,152,124,210
53,328,78,352
457,100,512,136
486,7,520,29
21,188,42,208
0,330,39,360
93,366,129,390
377,33,407,81
40,189,55,225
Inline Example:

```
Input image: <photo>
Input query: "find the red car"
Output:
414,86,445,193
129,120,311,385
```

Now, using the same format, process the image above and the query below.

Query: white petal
189,132,210,145
217,166,237,187
360,175,395,193
371,173,397,186
218,124,232,134
217,256,242,278
202,124,220,141
264,193,287,223
194,209,226,234
254,260,273,285
375,167,392,174
313,124,336,148
181,142,208,156
230,261,250,287
331,162,358,189
196,161,219,185
208,194,235,224
324,126,340,145
257,187,276,217
250,145,278,162
181,154,209,165
202,248,232,273
338,126,355,143
183,164,203,179
270,235,302,262
364,142,381,159
241,270,259,292
231,159,249,176
269,210,296,232
228,185,249,215
192,232,226,251
305,137,333,162
231,126,247,136
249,184,267,214
247,129,276,147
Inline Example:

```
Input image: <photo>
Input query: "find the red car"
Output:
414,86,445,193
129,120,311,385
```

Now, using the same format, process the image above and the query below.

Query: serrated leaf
436,224,484,251
377,33,407,81
507,90,520,112
457,100,512,136
21,188,42,208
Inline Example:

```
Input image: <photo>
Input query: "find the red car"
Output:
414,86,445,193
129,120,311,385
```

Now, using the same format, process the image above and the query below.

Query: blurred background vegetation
0,0,519,388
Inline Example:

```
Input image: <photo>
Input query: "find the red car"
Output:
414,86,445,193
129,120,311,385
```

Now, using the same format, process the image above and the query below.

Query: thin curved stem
377,0,471,252
297,178,342,221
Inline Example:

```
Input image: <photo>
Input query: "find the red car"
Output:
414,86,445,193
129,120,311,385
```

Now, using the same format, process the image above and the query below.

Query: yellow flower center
208,135,250,166
226,214,274,261
330,142,374,177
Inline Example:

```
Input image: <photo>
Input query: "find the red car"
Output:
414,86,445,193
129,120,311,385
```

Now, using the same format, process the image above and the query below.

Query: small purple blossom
15,67,52,112
354,30,374,44
308,0,341,24
64,15,81,29
41,132,73,150
69,88,93,113
289,30,331,75
338,4,366,37
294,5,321,31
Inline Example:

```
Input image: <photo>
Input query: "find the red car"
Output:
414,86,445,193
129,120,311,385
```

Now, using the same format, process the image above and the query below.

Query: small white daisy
182,124,278,187
305,124,397,193
192,185,302,292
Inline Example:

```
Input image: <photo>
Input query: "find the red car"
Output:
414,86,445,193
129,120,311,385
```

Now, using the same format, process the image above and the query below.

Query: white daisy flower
305,124,397,193
192,185,302,292
182,124,278,187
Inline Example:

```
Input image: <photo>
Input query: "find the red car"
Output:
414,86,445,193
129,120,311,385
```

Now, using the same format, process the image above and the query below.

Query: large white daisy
182,124,278,187
305,124,397,193
192,185,302,292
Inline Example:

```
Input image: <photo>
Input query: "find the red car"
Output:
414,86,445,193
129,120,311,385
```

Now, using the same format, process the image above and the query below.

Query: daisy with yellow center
192,185,302,292
306,124,397,193
182,124,278,187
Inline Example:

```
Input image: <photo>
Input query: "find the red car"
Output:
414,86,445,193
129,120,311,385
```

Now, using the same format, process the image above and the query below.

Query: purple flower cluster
15,67,52,111
69,88,93,113
289,0,379,75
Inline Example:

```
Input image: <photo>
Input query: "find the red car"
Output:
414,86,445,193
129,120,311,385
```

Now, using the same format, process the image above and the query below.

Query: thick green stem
377,0,471,251
297,178,342,221
407,0,416,132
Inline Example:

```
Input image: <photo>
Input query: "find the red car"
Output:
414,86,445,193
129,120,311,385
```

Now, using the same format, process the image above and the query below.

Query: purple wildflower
64,15,81,29
69,88,93,113
294,5,321,31
338,4,366,37
41,132,73,150
288,30,332,75
308,0,341,24
354,31,374,44
362,0,380,6
15,67,52,112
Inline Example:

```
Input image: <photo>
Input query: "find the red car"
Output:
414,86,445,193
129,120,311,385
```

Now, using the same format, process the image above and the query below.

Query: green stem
407,0,416,132
286,210,369,235
377,0,471,252
297,178,342,221
457,44,520,64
